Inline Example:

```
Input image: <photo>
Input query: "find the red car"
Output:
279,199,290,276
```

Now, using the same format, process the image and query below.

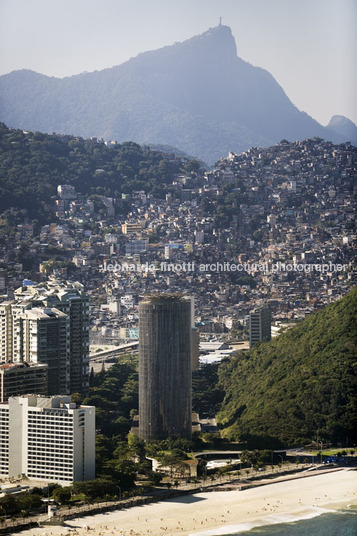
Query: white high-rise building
0,301,12,360
0,395,95,484
249,305,271,349
0,403,9,476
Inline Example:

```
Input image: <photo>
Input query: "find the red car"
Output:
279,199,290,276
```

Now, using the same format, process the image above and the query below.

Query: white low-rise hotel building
0,395,95,484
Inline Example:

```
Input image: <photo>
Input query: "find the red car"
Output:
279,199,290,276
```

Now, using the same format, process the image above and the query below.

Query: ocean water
226,511,357,536
191,508,357,536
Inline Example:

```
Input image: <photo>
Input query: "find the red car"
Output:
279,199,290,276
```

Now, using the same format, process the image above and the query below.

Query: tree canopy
217,287,357,447
0,123,189,224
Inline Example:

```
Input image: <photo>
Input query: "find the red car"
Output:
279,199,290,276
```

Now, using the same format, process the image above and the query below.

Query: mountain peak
202,23,235,38
180,24,237,62
326,115,357,145
327,115,356,128
0,24,342,163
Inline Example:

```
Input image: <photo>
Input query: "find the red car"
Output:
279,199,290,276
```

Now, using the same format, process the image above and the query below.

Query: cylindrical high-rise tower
139,294,192,441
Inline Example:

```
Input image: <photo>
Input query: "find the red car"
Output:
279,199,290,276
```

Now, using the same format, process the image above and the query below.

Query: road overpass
89,341,138,373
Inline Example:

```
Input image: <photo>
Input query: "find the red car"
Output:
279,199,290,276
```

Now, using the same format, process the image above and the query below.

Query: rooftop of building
0,362,48,371
140,293,189,303
0,394,95,411
24,306,67,319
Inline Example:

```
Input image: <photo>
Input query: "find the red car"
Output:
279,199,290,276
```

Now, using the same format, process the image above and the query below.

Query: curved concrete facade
139,295,192,441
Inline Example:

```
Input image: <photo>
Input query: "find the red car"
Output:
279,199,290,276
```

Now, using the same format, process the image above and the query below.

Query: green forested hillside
0,123,192,224
217,288,357,447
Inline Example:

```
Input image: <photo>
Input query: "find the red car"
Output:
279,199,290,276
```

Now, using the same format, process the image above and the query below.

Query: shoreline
189,504,355,536
13,468,357,536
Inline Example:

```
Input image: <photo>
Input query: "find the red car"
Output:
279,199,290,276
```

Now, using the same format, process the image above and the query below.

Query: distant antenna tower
219,17,222,26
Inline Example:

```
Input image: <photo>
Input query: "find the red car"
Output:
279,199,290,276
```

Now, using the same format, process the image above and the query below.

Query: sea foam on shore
189,506,335,535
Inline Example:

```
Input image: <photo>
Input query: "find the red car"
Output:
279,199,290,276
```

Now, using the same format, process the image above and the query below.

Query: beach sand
18,469,357,536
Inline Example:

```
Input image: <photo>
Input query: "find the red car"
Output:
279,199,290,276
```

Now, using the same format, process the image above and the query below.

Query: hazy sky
1,0,356,126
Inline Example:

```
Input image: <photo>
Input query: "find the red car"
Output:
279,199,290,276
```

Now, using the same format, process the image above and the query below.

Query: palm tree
217,467,225,481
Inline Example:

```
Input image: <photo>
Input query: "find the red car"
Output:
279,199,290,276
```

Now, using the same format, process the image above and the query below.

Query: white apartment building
0,395,95,484
0,301,12,359
120,294,134,309
0,404,9,476
249,305,271,348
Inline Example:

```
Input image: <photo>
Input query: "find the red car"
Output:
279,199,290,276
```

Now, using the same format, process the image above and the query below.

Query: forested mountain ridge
0,123,192,224
0,25,345,164
217,287,357,447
